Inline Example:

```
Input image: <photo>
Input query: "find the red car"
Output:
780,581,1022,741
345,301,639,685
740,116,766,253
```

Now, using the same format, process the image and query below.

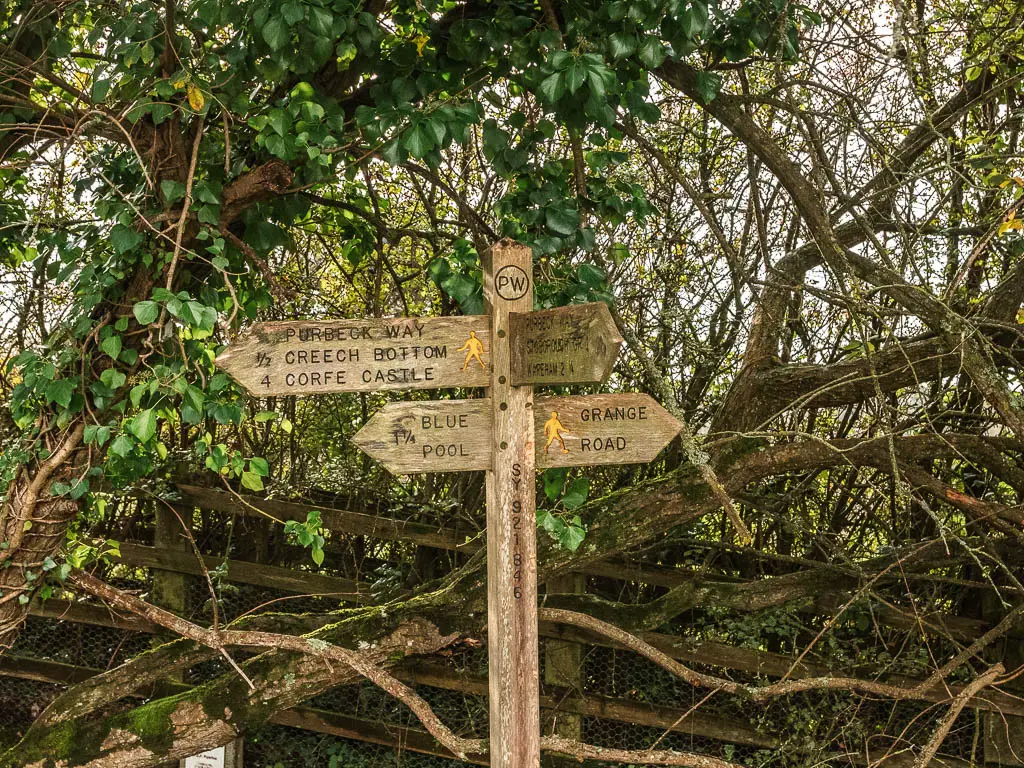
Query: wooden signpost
534,393,680,468
510,302,621,385
216,240,683,768
352,399,493,474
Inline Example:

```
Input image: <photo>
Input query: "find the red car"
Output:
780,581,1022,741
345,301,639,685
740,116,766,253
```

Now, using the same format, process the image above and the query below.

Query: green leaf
441,273,482,314
268,108,289,137
281,1,303,24
68,478,89,500
110,224,143,254
129,409,157,443
110,434,134,457
543,468,568,502
609,32,637,59
562,478,590,509
133,300,159,325
427,257,452,286
45,378,75,409
91,78,111,103
311,545,325,566
100,335,122,359
558,523,586,552
380,139,403,166
249,457,270,477
693,71,722,104
309,6,333,35
403,123,432,159
546,206,580,235
84,424,111,446
577,263,605,287
241,471,264,491
263,17,289,50
301,101,325,122
537,508,560,534
336,40,358,68
538,72,565,103
100,368,126,389
565,60,586,94
129,382,148,409
160,179,186,203
638,37,666,68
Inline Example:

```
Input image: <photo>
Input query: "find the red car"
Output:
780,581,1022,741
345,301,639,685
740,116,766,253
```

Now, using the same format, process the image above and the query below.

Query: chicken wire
0,543,992,767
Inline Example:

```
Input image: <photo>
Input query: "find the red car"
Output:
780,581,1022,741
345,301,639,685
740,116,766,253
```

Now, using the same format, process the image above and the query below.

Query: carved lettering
579,405,648,422
216,318,489,395
580,436,628,451
421,414,470,429
422,443,470,458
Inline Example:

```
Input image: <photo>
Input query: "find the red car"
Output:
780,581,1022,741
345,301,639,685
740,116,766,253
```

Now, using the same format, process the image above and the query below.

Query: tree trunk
0,423,84,650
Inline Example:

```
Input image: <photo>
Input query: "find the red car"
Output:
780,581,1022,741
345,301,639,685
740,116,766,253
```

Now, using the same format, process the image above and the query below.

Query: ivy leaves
133,289,218,336
427,240,484,315
285,510,327,566
127,409,157,444
133,301,159,325
109,224,143,255
535,51,618,131
538,468,589,552
356,98,482,169
252,0,365,76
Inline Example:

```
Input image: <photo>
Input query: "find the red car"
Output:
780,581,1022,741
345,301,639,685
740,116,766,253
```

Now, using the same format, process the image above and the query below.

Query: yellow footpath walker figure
544,411,571,454
458,330,486,370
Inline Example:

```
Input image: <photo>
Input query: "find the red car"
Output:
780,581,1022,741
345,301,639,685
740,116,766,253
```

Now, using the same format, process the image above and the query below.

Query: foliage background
1,0,1024,764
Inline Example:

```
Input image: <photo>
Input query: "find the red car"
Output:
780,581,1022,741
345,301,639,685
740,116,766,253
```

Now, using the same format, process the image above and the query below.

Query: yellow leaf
998,215,1021,236
414,34,430,56
1017,308,1024,325
173,79,186,89
187,83,204,111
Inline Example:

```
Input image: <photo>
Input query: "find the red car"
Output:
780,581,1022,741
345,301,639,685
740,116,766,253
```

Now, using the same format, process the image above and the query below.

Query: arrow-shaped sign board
216,317,490,396
534,394,681,468
352,399,493,474
509,302,622,386
352,394,680,474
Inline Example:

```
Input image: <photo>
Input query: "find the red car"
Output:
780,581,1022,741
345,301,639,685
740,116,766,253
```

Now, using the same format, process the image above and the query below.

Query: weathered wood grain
484,241,539,768
535,393,682,468
116,542,370,601
352,399,493,474
509,302,621,385
176,484,477,551
215,316,491,395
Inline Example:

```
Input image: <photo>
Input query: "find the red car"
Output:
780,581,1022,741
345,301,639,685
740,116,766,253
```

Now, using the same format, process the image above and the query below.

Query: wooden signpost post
216,240,683,768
